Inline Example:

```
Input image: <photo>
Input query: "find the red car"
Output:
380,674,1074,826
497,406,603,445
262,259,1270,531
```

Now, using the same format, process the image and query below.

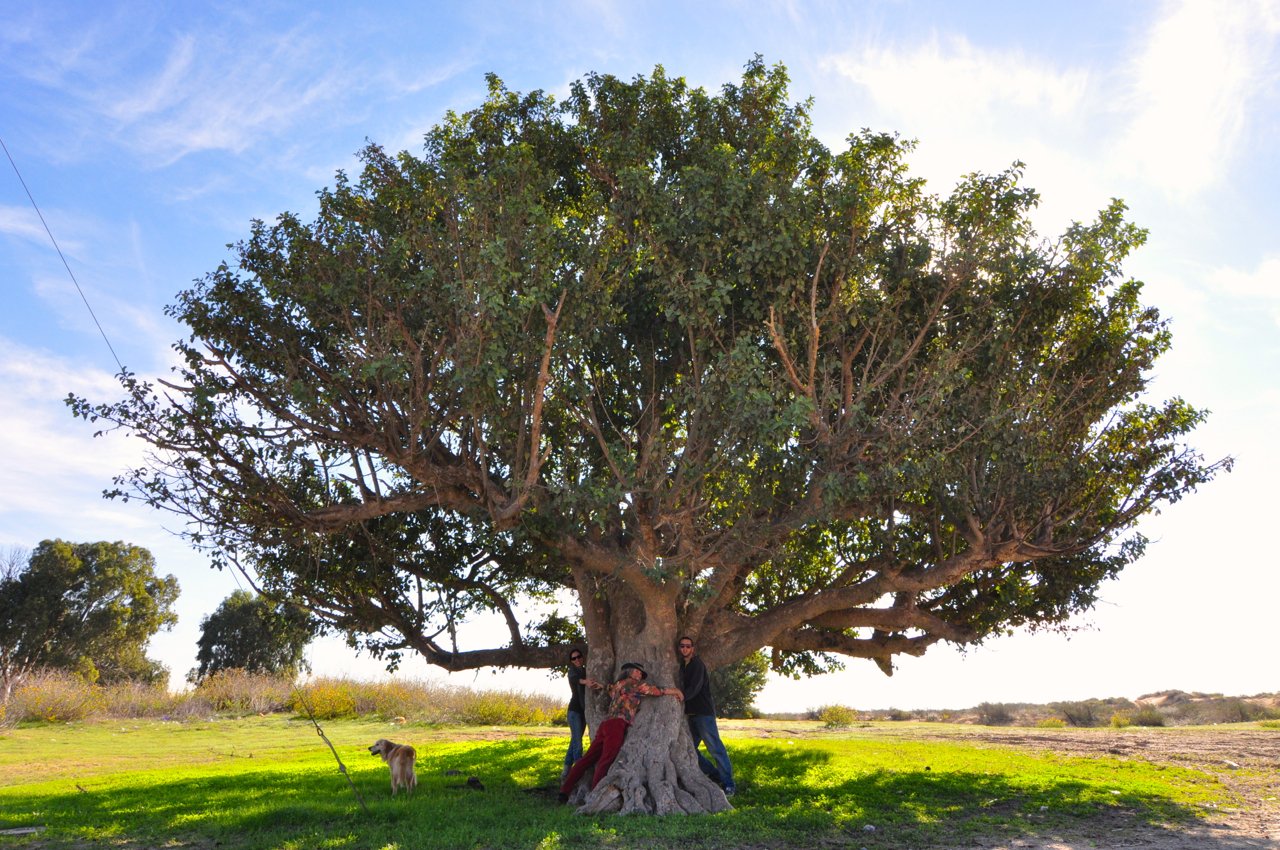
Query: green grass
0,717,1228,849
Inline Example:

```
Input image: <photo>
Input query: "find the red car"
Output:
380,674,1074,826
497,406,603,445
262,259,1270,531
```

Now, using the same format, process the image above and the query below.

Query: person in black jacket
677,636,736,796
562,647,602,780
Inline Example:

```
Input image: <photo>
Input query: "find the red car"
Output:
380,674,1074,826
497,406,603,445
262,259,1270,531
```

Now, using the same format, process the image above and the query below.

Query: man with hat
558,661,683,801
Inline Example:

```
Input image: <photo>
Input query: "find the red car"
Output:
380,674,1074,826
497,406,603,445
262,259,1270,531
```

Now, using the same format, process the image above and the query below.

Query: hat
619,662,648,679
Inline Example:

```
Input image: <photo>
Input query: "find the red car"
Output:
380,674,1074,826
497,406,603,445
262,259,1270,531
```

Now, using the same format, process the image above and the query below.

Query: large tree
72,60,1226,813
0,540,179,701
189,590,315,683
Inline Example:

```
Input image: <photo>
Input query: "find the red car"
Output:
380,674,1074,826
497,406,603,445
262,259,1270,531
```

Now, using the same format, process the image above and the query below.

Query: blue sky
2,1,1277,712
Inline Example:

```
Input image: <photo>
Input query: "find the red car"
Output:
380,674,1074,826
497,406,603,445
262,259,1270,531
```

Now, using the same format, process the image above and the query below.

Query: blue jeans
563,710,586,773
688,713,734,792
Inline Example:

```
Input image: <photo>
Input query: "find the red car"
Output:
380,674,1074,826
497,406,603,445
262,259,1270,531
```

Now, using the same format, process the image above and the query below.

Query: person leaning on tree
677,636,736,796
562,647,603,780
558,661,682,802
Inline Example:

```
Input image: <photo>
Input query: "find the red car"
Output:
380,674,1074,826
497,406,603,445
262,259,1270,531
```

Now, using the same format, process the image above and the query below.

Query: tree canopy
72,59,1226,812
0,540,178,701
189,590,315,683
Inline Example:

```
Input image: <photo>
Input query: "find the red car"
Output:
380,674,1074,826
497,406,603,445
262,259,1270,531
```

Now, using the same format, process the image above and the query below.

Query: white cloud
0,338,143,519
1114,0,1280,197
1207,255,1280,328
825,36,1088,126
1208,255,1280,299
820,2,1280,211
820,37,1113,236
0,205,47,243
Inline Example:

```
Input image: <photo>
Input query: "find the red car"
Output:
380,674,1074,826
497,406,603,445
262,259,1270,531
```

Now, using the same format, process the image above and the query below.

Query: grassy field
0,717,1237,849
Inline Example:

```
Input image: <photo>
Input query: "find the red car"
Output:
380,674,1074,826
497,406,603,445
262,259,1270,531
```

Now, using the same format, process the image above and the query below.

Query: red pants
560,716,629,793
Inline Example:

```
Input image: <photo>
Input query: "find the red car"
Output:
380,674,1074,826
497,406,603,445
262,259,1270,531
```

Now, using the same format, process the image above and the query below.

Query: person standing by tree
559,662,681,802
678,637,736,796
562,647,603,780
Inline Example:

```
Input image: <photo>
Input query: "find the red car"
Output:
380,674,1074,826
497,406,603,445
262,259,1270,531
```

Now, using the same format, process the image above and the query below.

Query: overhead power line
1,135,125,374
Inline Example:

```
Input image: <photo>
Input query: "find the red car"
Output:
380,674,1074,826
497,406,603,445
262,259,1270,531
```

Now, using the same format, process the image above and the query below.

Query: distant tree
73,59,1228,812
190,590,315,683
0,540,178,701
710,650,769,718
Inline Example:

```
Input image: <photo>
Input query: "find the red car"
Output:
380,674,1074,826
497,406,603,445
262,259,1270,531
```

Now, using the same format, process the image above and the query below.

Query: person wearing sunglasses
677,637,736,796
563,648,603,780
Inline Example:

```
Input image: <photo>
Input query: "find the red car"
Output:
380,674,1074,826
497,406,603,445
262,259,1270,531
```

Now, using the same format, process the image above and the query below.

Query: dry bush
194,669,293,714
290,677,358,719
976,702,1014,726
1051,698,1135,727
98,681,184,718
5,670,102,723
1129,705,1166,727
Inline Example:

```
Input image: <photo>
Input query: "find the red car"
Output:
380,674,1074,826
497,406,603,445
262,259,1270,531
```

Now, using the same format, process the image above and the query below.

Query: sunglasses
570,654,583,660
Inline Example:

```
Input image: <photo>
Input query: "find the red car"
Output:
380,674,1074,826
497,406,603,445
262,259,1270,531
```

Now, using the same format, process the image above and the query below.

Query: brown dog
368,738,417,796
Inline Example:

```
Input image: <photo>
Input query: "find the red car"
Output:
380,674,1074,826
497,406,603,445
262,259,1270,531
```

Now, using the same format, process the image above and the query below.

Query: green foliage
1036,717,1067,728
710,650,769,717
817,704,858,727
72,58,1227,692
190,590,315,683
0,540,178,701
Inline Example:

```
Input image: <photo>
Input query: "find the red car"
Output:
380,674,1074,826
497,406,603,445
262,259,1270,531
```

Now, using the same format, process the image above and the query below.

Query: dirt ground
734,722,1280,850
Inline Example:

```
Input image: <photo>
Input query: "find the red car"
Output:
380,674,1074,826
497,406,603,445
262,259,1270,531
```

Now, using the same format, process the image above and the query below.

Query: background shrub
1035,717,1066,728
816,704,857,728
976,702,1014,726
1130,706,1167,727
98,681,184,718
195,669,293,714
292,678,358,719
6,670,102,723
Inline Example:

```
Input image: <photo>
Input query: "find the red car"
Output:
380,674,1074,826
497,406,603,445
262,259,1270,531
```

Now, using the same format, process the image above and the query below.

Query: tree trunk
570,579,732,815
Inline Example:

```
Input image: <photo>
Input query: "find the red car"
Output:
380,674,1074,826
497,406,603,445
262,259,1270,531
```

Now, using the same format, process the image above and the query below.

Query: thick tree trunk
570,578,732,815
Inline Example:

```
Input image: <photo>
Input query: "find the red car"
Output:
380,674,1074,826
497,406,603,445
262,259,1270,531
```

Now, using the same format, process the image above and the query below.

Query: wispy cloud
1114,0,1280,197
6,11,360,167
821,0,1280,207
0,205,48,243
109,30,354,165
0,338,142,518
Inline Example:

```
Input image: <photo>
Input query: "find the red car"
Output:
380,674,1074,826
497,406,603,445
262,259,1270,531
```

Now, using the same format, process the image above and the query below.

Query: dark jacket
567,664,587,714
679,654,716,716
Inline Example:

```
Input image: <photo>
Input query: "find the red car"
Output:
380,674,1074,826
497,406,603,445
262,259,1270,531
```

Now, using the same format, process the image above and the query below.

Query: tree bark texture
569,693,731,815
570,581,732,814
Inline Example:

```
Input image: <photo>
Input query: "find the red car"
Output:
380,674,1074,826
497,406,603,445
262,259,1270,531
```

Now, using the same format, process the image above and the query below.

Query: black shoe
557,792,569,804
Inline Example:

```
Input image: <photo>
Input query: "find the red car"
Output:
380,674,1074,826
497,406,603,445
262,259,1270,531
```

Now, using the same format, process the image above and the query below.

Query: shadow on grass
0,737,1246,850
